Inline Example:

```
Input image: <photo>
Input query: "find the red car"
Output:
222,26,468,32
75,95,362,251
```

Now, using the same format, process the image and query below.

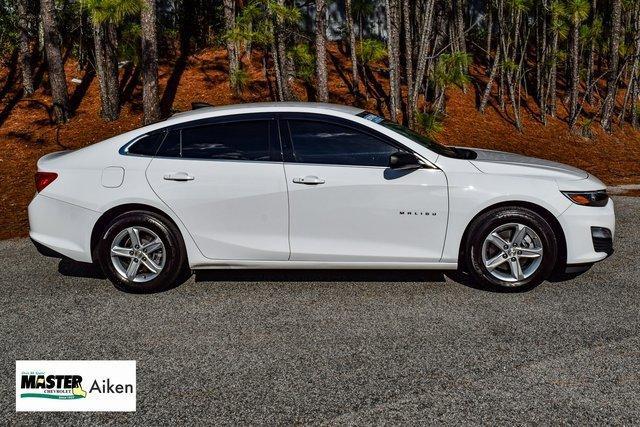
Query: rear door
281,115,449,263
146,114,290,261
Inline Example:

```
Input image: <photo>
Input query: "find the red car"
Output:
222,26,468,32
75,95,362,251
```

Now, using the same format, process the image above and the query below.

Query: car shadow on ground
57,258,448,284
56,257,588,293
58,258,105,279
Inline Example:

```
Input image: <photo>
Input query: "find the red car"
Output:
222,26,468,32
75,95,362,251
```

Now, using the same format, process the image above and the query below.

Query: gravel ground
1,196,638,425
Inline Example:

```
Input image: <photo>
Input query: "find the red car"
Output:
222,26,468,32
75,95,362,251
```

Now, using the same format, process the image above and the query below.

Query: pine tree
41,0,69,123
409,0,436,125
83,0,142,121
227,0,300,102
345,0,359,95
223,0,241,95
384,0,401,121
567,0,590,129
141,0,160,124
601,0,622,132
315,0,328,102
17,0,35,95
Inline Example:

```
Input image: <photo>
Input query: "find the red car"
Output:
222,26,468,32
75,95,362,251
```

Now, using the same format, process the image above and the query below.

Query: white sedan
29,102,615,292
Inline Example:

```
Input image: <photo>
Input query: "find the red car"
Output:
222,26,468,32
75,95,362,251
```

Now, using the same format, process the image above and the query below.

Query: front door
146,116,289,261
282,117,448,262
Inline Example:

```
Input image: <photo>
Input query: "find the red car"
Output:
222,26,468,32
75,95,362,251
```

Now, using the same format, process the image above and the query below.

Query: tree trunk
497,0,521,130
601,0,622,132
223,0,240,94
453,0,469,93
345,0,359,94
275,0,295,101
548,31,558,117
631,5,640,128
93,22,120,121
620,3,640,127
479,48,501,113
538,0,548,124
402,0,413,105
568,21,580,128
486,1,493,67
277,40,295,101
384,0,401,122
315,0,328,102
453,0,466,53
40,0,69,123
141,0,160,124
408,0,435,125
585,0,597,104
271,41,285,101
17,0,34,95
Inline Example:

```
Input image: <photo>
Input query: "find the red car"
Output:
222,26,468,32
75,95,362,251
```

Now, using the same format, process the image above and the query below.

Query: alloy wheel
481,223,544,284
110,226,166,283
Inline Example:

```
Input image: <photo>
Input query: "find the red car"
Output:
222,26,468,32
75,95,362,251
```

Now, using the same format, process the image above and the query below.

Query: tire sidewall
467,208,558,291
98,211,186,293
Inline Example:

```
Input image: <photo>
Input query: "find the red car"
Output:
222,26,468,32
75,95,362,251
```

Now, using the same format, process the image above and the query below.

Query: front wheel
465,207,558,292
97,211,188,293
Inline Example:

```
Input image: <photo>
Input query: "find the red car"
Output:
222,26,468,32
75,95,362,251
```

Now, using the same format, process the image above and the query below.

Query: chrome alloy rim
481,223,543,283
110,226,166,283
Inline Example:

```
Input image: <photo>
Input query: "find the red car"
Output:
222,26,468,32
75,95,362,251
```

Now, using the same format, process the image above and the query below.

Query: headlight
561,190,609,207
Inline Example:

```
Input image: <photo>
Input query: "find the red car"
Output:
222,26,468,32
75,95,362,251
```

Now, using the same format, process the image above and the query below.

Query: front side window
156,120,271,161
357,111,467,159
287,120,399,167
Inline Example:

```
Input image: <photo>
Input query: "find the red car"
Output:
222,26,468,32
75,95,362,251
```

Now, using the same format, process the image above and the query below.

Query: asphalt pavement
1,196,638,425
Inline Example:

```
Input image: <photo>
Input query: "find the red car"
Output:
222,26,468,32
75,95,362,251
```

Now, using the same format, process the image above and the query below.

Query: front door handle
293,175,325,185
163,172,194,181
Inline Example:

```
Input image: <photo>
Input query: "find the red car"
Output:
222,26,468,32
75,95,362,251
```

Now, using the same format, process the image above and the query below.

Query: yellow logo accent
72,386,87,398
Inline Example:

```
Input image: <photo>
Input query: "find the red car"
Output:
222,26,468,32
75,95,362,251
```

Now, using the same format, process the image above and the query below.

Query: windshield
356,111,469,159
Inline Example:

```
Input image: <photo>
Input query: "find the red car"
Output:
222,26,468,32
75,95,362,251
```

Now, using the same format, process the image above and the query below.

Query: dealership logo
20,373,87,399
16,361,136,411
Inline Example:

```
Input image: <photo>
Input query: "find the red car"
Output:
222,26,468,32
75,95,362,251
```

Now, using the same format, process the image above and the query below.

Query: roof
167,102,365,121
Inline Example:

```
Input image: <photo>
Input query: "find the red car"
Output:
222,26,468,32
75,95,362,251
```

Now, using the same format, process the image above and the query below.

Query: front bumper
557,198,615,265
28,194,99,263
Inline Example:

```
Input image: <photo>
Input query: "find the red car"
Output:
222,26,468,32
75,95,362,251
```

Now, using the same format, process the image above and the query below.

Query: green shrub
288,43,315,82
230,68,249,93
356,38,387,65
415,112,444,135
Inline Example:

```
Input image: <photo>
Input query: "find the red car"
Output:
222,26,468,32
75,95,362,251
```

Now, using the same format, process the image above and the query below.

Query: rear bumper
31,237,67,258
28,194,99,263
557,198,615,265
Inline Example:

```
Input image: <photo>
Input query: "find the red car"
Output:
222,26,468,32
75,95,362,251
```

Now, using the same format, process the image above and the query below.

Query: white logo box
16,360,136,412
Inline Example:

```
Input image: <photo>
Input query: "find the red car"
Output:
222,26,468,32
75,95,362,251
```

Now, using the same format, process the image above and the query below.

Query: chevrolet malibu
29,102,615,292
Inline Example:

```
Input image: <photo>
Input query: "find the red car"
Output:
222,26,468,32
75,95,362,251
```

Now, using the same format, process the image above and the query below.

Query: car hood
467,148,589,181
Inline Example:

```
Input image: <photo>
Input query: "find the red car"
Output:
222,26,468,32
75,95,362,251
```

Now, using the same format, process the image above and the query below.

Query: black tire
97,210,188,293
464,206,558,292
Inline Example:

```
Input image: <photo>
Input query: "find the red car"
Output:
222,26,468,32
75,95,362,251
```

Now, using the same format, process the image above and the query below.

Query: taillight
35,172,58,192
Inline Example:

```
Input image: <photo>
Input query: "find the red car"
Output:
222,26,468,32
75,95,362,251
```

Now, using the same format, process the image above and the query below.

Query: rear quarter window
126,133,165,156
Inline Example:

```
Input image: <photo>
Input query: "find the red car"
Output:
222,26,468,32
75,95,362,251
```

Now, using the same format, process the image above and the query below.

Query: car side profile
28,102,615,292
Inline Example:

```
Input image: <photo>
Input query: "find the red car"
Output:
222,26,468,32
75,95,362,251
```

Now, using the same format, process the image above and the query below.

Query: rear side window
287,120,399,166
126,133,164,156
156,120,271,161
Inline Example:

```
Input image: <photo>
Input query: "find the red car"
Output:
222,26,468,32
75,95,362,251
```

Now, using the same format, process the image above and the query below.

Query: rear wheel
97,211,187,293
465,207,558,291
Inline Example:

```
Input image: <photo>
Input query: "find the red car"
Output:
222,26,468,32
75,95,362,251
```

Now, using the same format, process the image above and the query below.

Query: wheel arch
90,203,187,264
457,200,567,271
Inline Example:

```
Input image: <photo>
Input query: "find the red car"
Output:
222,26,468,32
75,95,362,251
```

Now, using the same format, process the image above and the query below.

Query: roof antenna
191,102,214,110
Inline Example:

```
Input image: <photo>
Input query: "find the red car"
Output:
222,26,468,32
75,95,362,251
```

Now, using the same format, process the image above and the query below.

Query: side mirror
389,152,423,170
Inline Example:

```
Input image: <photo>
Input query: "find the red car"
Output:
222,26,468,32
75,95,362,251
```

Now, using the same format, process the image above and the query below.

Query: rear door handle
163,172,194,181
293,175,325,185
